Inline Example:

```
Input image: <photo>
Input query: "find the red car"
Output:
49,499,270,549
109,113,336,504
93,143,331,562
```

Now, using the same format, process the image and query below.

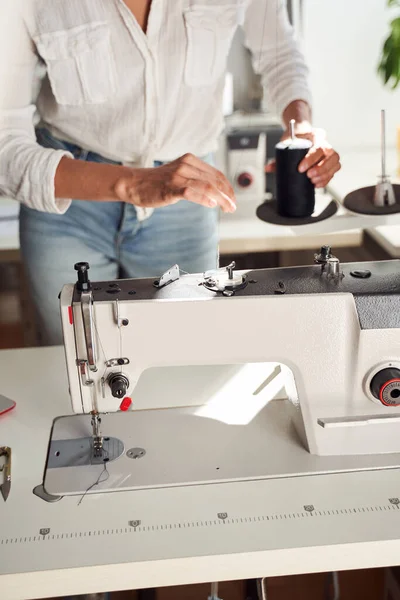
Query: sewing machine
41,248,400,499
4,250,400,599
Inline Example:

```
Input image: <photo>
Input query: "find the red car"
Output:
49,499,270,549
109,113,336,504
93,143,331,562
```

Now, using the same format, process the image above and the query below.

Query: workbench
1,346,400,600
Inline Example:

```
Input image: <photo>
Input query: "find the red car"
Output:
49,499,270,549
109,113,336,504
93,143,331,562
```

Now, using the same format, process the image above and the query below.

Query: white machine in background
41,250,400,498
226,130,266,200
216,112,284,217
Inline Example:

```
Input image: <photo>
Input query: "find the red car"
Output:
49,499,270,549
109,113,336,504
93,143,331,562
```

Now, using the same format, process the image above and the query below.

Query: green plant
378,0,400,89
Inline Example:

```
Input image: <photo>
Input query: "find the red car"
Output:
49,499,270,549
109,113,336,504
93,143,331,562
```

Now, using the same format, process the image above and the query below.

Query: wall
302,0,400,151
227,0,400,151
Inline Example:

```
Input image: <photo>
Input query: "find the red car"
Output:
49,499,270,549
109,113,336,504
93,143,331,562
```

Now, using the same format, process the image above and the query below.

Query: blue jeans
20,128,219,346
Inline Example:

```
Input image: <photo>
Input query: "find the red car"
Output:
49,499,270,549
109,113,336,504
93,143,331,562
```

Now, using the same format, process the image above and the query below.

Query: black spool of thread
275,121,315,218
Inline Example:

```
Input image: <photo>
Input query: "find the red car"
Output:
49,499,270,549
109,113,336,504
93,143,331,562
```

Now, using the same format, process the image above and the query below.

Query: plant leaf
385,52,395,83
379,2,400,88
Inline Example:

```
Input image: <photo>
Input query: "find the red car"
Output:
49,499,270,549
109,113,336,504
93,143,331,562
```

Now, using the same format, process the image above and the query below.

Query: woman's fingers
306,150,341,187
179,153,236,206
180,178,235,212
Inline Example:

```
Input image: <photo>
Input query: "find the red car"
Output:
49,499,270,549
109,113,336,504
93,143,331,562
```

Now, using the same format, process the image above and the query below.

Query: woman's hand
115,153,237,212
265,126,341,189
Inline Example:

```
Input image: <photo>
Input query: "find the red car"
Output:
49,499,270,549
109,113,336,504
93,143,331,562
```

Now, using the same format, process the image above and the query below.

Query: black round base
256,198,338,226
343,185,400,215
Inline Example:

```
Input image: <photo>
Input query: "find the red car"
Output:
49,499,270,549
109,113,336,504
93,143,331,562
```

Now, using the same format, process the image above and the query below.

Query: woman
0,0,340,346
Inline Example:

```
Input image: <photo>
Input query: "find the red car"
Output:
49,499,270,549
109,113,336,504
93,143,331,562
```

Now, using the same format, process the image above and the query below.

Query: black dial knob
108,374,129,399
320,245,331,259
314,245,332,265
74,262,91,292
370,368,400,406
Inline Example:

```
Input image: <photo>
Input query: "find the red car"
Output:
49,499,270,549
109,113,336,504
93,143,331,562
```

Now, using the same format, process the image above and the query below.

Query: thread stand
256,196,338,226
343,109,399,216
343,184,400,216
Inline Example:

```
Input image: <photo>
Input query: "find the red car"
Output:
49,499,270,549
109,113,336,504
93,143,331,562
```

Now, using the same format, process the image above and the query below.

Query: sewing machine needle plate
43,400,400,497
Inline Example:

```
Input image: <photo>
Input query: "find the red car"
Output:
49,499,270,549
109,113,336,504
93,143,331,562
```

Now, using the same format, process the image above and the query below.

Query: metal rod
210,582,219,600
290,119,296,141
324,571,340,600
381,109,386,179
257,578,268,600
332,571,340,600
81,291,98,372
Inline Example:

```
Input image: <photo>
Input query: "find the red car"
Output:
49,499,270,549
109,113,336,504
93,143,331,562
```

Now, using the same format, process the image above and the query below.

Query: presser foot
91,413,104,459
92,437,104,459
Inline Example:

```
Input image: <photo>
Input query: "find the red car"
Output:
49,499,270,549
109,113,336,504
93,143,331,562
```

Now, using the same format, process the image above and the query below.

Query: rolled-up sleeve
0,2,73,213
242,0,312,118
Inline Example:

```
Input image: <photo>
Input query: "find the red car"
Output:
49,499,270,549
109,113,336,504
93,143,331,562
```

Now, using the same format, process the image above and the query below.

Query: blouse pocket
183,5,239,87
35,22,117,106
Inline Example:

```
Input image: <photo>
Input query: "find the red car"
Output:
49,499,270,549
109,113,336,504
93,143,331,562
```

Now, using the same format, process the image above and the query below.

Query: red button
119,397,132,411
237,172,253,188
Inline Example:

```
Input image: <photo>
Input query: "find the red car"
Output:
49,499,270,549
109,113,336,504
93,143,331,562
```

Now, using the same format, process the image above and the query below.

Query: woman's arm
54,157,130,202
242,0,340,188
282,99,312,133
55,155,237,212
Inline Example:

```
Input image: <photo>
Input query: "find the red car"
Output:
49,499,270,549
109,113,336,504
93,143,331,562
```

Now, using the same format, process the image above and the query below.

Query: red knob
119,397,132,411
237,172,253,188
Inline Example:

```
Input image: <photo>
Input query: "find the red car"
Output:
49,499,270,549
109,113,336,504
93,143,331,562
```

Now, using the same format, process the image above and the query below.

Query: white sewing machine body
42,255,400,498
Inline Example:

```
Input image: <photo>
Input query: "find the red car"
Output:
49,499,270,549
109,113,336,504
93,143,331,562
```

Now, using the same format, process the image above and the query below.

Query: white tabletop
368,226,400,257
2,346,400,600
218,198,363,254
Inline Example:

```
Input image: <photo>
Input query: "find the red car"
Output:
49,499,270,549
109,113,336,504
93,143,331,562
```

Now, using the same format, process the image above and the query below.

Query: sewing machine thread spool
275,120,315,218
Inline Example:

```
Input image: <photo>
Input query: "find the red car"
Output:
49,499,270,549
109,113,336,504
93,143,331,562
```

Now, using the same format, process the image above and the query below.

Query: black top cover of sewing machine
71,260,400,330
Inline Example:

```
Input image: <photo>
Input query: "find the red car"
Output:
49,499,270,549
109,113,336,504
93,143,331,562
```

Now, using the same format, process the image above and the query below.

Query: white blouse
0,0,311,214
